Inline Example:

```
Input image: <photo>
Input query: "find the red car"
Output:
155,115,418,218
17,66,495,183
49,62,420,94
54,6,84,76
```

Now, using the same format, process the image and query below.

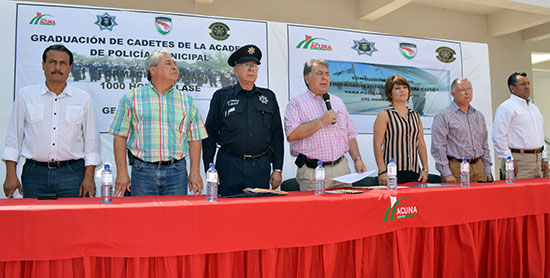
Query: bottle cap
389,158,395,163
209,163,215,168
104,163,110,170
507,156,512,160
317,161,323,166
462,157,467,162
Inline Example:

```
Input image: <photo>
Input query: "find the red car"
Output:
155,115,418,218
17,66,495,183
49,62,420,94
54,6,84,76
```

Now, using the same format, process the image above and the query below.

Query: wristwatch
353,157,362,162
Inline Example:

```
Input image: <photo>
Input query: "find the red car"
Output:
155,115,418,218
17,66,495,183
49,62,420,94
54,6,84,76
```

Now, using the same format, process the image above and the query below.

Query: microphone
322,93,332,110
322,93,336,125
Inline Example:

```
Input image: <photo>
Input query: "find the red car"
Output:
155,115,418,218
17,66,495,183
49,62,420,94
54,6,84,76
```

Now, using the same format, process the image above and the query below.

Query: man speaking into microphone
284,58,366,191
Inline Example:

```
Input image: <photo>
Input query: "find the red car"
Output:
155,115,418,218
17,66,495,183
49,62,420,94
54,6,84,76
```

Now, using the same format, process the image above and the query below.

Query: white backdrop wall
0,1,494,198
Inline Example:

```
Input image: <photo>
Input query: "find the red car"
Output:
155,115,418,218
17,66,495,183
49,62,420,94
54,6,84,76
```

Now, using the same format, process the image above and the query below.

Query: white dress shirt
492,94,546,159
2,84,101,166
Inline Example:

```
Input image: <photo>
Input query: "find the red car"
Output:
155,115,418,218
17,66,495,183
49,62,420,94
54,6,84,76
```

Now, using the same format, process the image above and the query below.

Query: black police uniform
202,83,284,196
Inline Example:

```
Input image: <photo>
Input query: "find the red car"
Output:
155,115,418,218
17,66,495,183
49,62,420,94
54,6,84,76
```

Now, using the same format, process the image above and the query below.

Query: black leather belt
27,159,82,169
447,156,480,164
132,155,182,166
295,154,343,169
222,148,268,160
510,147,543,154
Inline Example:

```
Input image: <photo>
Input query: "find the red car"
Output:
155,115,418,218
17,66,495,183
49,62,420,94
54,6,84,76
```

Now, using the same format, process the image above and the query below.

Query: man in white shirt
493,72,548,179
2,44,101,198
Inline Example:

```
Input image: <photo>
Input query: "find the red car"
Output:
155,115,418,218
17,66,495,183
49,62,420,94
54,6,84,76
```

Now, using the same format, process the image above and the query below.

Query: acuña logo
296,35,332,51
29,12,56,26
384,196,418,221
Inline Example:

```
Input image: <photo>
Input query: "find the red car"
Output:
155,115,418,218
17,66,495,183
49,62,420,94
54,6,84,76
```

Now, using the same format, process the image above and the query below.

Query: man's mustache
51,70,63,75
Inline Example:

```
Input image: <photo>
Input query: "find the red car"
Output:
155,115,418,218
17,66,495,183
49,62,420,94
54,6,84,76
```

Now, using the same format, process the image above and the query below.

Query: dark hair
507,72,527,93
384,75,410,102
42,44,73,65
303,58,329,87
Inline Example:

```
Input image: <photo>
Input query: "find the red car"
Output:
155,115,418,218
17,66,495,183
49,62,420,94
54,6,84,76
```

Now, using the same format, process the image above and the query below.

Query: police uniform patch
209,22,230,41
227,99,240,106
436,46,456,63
248,46,255,55
259,95,269,104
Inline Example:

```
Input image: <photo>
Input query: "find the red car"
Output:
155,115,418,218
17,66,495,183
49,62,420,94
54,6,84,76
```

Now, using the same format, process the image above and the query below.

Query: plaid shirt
431,101,492,177
109,84,207,162
284,90,357,162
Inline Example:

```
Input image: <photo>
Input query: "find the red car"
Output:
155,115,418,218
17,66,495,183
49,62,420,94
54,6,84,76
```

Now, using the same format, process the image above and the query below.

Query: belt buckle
243,154,253,159
158,160,173,166
47,161,59,169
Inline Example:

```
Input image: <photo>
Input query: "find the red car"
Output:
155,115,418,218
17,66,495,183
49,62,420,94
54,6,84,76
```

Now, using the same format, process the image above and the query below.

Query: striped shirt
431,101,492,177
383,106,421,173
284,90,357,162
109,84,208,162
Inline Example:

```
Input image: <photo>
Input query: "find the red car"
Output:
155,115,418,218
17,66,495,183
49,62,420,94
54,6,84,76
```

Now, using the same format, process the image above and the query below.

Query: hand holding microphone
323,93,332,110
322,93,337,125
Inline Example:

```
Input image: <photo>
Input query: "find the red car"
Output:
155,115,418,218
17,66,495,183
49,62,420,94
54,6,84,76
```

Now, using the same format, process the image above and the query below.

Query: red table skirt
2,214,548,278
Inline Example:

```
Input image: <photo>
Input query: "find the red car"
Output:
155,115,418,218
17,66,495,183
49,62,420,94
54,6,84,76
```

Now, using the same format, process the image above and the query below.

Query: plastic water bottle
387,158,397,191
460,158,470,187
206,163,218,202
506,156,514,184
315,161,325,195
101,163,113,203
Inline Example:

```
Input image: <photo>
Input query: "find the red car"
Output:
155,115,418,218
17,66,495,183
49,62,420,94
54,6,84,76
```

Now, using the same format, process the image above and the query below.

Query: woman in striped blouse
373,75,429,185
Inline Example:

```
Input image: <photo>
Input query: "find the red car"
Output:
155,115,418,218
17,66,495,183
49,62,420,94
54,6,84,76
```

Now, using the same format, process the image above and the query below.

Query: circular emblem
209,22,230,41
436,46,456,63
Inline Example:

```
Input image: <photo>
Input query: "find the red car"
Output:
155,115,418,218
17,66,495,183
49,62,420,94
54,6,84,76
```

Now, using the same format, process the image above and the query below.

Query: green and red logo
384,197,418,221
399,43,417,59
29,12,56,26
296,35,332,51
155,17,172,35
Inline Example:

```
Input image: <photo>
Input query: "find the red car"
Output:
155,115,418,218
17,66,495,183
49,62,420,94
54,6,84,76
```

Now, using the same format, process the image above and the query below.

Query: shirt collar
388,104,413,114
235,83,259,95
451,101,475,114
41,83,71,97
150,83,175,96
511,94,531,105
306,89,327,99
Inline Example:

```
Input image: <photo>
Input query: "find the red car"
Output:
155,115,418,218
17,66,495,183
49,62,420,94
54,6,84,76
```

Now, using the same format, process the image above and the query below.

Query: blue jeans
21,159,85,198
130,158,188,196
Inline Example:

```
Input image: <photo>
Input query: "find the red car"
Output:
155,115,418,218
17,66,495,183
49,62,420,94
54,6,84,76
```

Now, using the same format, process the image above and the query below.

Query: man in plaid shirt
285,58,366,191
109,49,207,196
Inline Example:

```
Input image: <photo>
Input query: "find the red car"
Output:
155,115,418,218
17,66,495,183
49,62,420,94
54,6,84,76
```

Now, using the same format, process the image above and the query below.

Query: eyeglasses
237,64,258,69
456,88,472,93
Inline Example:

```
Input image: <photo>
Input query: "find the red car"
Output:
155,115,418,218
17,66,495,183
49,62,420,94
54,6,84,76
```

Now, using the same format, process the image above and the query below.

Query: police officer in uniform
89,62,99,82
71,61,81,82
102,62,112,82
207,68,218,87
202,45,284,196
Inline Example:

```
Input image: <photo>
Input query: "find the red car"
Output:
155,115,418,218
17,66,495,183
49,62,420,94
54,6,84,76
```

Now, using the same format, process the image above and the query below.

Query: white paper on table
331,170,377,184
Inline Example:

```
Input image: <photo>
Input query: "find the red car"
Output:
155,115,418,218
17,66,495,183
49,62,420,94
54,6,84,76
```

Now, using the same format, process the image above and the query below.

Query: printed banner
15,4,268,132
288,25,463,134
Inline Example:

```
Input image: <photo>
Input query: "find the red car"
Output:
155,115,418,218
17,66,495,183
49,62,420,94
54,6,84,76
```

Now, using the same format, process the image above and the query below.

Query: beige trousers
296,156,351,191
501,152,542,179
448,160,486,182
